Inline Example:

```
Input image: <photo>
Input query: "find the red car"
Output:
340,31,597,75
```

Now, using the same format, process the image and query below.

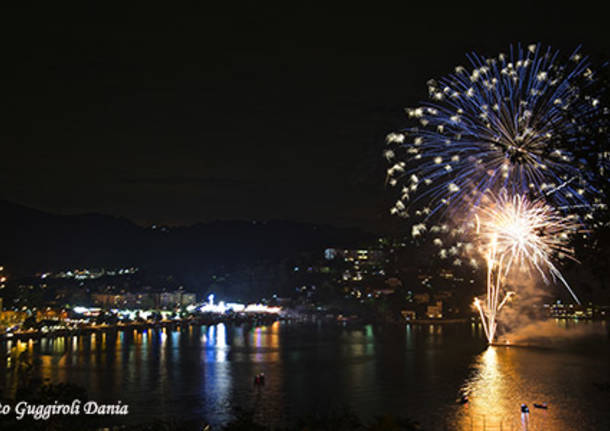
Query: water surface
1,321,608,430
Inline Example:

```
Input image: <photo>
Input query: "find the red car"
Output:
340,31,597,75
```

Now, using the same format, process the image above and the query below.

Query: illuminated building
413,293,430,304
400,310,416,321
155,291,196,308
324,248,385,265
426,301,443,319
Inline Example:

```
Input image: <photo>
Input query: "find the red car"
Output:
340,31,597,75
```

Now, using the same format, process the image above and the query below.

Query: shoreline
0,315,280,342
1,316,478,341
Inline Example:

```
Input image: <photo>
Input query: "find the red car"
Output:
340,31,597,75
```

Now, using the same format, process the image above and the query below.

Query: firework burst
385,43,606,221
473,191,582,343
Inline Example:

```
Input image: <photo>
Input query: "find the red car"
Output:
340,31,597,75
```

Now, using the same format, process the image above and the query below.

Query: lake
1,321,609,430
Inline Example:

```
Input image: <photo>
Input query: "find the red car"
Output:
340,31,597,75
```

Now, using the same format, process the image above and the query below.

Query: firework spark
385,43,605,221
473,191,581,343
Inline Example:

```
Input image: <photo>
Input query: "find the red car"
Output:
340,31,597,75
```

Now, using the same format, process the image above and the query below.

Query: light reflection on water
455,347,519,430
451,339,610,431
0,321,607,430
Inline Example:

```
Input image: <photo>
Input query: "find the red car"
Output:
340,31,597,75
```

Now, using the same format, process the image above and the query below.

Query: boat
254,373,266,386
520,404,530,414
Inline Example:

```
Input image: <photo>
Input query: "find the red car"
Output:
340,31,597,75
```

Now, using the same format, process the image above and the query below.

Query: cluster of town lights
198,294,281,314
71,294,281,318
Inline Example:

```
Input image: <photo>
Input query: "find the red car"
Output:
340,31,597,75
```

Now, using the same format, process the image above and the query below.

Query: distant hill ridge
0,200,374,274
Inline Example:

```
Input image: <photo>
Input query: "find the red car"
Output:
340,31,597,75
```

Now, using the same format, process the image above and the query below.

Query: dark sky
1,4,606,230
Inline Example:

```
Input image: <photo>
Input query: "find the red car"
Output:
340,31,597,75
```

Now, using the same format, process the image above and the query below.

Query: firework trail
473,191,581,343
384,43,605,343
385,43,606,221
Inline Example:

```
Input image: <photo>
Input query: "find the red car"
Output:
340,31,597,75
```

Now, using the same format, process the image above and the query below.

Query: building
426,301,443,319
92,293,127,307
401,310,417,321
324,248,385,265
546,302,594,319
92,292,155,309
433,290,453,301
154,291,197,308
413,292,430,304
0,310,27,328
36,309,68,321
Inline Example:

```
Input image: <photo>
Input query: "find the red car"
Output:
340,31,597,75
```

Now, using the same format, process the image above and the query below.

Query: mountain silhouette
0,200,374,276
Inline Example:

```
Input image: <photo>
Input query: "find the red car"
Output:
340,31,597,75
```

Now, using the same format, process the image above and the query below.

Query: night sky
1,4,606,230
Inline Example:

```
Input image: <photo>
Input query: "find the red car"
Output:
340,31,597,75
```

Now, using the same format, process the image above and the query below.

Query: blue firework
385,43,606,222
